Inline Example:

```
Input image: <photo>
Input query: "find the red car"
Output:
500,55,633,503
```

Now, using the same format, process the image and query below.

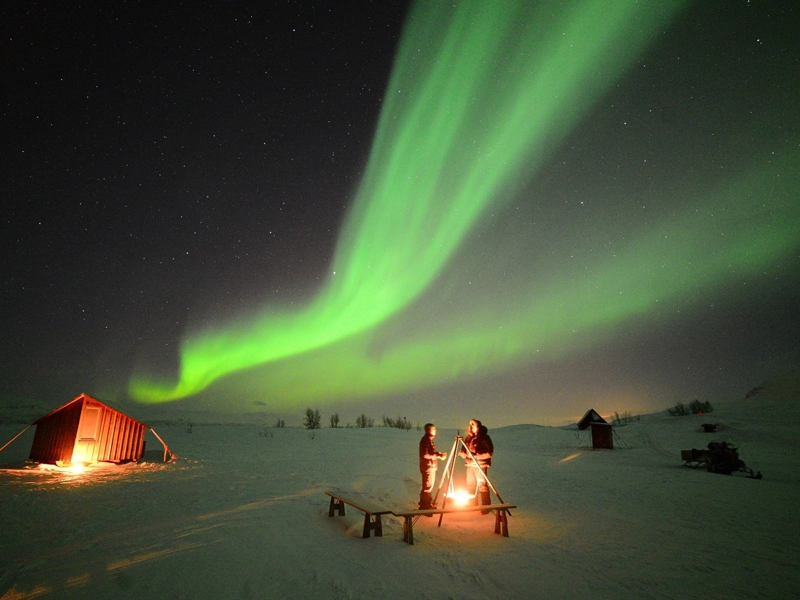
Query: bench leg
362,513,383,538
329,496,345,517
494,509,509,537
402,516,414,545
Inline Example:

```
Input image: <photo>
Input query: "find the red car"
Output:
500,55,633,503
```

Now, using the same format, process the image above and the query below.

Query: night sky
3,1,799,427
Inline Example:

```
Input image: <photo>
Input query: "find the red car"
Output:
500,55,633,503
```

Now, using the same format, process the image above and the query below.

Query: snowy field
1,380,799,599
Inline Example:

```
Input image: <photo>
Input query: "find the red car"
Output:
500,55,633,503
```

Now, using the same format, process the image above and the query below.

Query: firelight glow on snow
129,0,799,407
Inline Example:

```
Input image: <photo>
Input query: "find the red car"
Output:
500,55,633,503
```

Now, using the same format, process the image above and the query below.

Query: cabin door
72,406,101,463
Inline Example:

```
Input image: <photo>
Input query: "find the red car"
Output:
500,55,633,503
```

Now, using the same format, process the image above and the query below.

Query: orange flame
445,489,474,506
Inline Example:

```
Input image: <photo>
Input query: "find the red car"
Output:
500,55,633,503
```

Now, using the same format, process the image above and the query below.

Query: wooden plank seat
392,503,516,545
681,449,711,468
325,491,393,539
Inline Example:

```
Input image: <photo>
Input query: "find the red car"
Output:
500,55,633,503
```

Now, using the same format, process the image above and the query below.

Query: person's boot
480,490,492,514
419,492,434,515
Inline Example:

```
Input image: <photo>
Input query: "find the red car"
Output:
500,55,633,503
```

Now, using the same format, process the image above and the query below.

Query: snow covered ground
1,377,799,599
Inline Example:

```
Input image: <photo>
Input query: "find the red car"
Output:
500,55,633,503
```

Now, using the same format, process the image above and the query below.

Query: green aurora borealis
129,0,799,409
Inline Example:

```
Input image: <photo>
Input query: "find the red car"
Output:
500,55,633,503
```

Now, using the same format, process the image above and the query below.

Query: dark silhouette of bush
381,415,413,430
355,413,374,428
689,399,713,414
668,400,712,416
303,408,321,430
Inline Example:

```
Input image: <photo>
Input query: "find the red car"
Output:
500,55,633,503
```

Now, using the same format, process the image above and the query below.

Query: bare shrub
303,408,321,430
355,414,374,428
668,400,713,416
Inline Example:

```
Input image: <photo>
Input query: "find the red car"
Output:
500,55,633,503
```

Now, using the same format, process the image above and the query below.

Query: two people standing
418,418,494,511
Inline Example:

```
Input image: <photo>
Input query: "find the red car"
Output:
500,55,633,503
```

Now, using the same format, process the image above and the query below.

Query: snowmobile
681,441,762,479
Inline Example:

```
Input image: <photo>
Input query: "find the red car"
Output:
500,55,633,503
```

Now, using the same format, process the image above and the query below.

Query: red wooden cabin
30,394,148,465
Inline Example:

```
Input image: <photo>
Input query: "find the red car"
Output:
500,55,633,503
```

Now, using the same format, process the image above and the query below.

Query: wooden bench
681,449,710,468
392,503,516,545
325,491,393,539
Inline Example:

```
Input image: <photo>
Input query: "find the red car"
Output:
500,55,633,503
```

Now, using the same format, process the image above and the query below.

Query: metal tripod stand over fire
432,432,511,527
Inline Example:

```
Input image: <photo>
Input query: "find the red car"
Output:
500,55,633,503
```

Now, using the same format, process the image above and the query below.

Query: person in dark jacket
459,419,494,511
419,423,446,510
459,418,480,496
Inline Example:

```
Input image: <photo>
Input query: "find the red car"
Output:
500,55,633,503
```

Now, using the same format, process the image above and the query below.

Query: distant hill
745,367,800,402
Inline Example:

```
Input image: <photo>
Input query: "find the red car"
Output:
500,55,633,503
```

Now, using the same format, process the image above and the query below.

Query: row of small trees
668,399,713,416
300,408,373,430
381,415,415,430
610,410,639,425
609,399,714,424
281,401,713,430
298,408,418,430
